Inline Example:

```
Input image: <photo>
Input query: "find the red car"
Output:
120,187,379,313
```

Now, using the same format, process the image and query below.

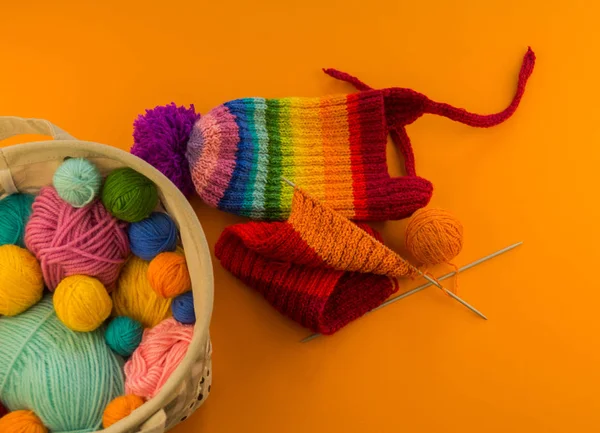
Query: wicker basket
0,116,214,433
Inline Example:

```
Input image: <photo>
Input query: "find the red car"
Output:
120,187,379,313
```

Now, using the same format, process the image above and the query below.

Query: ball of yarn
0,296,124,432
106,316,143,356
0,245,44,316
131,103,199,196
53,275,112,332
0,193,35,247
148,248,191,298
129,212,178,260
25,186,130,291
102,167,158,222
0,410,48,433
0,401,7,418
172,291,196,325
53,158,102,207
102,394,145,428
405,208,464,265
124,317,193,399
112,256,172,328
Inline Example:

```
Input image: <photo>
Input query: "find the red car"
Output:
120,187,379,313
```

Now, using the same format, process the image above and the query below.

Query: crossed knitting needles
300,241,522,342
281,178,496,327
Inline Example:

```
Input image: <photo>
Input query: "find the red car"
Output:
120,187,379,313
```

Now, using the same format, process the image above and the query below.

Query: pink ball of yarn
25,187,130,291
124,318,193,399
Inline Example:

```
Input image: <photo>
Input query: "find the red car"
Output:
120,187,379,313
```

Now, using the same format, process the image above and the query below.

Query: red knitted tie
323,47,536,178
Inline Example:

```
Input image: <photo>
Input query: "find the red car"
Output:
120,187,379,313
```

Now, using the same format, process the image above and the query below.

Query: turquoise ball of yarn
0,193,35,247
0,296,124,433
53,157,102,207
128,212,178,261
172,291,195,324
105,316,143,357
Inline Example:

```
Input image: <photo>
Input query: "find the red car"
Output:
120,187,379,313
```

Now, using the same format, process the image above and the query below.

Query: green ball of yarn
0,296,124,432
53,157,102,207
0,193,35,247
105,316,143,357
102,167,158,222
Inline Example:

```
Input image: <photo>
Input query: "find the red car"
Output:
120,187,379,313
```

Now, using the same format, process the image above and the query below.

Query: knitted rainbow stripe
133,48,535,222
187,92,420,221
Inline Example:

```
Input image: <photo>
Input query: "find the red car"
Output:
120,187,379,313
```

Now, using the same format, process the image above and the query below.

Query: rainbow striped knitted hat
132,48,535,221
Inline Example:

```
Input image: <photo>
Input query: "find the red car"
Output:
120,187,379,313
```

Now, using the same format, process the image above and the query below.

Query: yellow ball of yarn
0,245,44,316
53,275,112,332
148,248,191,298
112,256,172,328
0,410,48,433
102,394,145,428
405,208,464,265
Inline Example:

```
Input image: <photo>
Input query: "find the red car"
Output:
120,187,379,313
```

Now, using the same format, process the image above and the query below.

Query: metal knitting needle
301,241,522,342
281,177,487,320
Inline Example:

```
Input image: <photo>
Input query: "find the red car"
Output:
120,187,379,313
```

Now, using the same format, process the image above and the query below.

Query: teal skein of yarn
105,316,143,357
53,157,102,207
0,193,35,247
0,296,124,433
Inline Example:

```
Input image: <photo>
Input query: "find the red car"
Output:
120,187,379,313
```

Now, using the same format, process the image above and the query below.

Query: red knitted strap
389,126,416,177
425,47,536,127
322,68,373,91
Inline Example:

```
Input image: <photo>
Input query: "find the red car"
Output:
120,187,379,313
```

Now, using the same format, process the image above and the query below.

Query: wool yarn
112,256,172,328
0,245,44,316
0,410,48,433
102,395,145,428
102,167,158,223
105,316,144,357
124,317,193,399
0,193,35,247
405,208,463,265
148,248,191,298
132,49,535,221
53,158,102,208
24,186,130,291
0,296,125,433
0,401,7,418
53,275,112,332
131,104,199,196
172,291,195,324
129,212,177,261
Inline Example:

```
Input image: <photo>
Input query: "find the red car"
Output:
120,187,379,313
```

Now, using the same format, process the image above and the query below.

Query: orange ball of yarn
102,394,145,428
148,249,191,298
405,208,463,265
0,410,48,433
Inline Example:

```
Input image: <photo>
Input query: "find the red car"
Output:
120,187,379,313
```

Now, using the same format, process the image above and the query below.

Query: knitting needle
281,177,487,320
300,241,522,342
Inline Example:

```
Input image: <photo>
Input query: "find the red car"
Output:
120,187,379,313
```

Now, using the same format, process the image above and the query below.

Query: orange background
1,1,599,432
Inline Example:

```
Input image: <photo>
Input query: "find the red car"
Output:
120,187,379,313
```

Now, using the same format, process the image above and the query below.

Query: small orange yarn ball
102,394,145,428
0,410,48,433
405,208,464,265
148,249,191,298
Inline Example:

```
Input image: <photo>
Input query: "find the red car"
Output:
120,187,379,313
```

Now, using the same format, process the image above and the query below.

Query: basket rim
0,138,214,433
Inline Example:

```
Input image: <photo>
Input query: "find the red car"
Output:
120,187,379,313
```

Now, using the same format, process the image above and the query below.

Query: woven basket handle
0,116,76,141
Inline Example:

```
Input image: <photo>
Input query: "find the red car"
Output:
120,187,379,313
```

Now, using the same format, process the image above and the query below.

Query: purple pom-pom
131,103,200,197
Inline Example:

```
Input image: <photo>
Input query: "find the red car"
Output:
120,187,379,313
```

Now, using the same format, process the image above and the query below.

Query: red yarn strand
425,47,536,127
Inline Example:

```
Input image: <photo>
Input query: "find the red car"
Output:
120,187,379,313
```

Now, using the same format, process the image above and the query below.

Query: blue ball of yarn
53,157,102,207
172,291,195,324
0,296,124,433
0,193,35,247
128,212,178,261
105,316,144,357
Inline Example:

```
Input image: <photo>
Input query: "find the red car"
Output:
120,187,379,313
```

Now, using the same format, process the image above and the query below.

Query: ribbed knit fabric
215,187,427,334
133,48,536,221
